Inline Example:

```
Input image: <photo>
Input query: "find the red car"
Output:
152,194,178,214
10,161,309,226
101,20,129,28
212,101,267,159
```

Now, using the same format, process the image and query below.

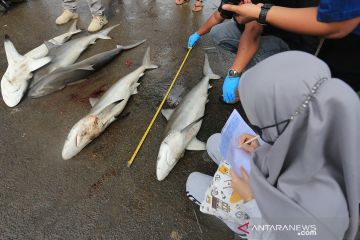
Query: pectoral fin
29,56,51,72
186,138,206,151
161,109,174,120
92,99,125,115
181,114,206,133
89,97,101,107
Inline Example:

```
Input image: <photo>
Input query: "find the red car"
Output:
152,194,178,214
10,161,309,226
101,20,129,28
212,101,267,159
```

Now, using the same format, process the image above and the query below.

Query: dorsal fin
4,34,24,65
181,114,206,133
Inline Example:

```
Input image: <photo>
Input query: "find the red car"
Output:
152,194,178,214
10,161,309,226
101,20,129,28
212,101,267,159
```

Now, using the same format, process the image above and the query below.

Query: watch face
228,69,239,77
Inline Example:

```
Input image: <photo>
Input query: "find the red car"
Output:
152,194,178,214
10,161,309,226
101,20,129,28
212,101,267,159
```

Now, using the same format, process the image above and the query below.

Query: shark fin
98,35,111,40
132,82,140,95
117,39,146,50
28,56,51,72
203,54,221,80
89,97,101,107
67,78,88,86
142,47,158,70
181,114,206,133
161,109,174,120
68,19,80,33
97,24,120,40
77,65,95,71
93,99,125,115
186,138,206,151
4,34,24,64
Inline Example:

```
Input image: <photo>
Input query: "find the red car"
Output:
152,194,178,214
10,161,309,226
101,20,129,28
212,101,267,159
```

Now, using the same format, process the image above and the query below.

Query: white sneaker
56,10,79,25
87,15,108,32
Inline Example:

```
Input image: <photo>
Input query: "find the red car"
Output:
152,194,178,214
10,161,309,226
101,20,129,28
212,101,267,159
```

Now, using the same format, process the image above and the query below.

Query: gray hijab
239,51,360,240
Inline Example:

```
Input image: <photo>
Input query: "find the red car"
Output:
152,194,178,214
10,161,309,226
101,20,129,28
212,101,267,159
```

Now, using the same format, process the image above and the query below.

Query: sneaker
87,15,108,32
56,10,79,25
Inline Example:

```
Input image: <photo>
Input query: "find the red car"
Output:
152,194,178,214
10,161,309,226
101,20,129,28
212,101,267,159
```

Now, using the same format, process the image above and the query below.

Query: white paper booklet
220,109,263,175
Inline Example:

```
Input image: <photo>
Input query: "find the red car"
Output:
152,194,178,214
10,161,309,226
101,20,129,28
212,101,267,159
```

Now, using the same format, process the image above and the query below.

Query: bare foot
176,0,187,5
192,0,203,12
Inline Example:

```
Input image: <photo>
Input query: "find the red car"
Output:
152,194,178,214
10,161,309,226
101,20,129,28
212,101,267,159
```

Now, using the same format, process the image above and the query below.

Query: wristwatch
257,3,273,26
228,69,241,77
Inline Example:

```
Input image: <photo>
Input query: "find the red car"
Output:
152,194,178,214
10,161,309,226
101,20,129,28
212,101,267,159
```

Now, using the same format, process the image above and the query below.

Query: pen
244,135,260,145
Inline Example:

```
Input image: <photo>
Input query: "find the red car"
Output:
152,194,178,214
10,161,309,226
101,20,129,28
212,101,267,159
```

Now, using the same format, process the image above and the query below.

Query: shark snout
62,137,79,160
156,143,173,181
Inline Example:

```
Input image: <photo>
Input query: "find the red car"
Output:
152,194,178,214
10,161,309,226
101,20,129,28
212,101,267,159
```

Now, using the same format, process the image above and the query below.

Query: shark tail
117,39,146,50
4,34,51,71
68,19,82,35
203,54,221,80
97,24,120,40
4,34,24,65
142,47,158,70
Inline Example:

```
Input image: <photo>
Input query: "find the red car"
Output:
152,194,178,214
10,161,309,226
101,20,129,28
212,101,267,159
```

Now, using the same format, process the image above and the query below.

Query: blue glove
188,32,201,48
222,75,240,103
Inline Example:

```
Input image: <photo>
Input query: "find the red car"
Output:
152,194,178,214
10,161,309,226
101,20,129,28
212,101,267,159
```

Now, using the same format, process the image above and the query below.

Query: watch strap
258,4,273,26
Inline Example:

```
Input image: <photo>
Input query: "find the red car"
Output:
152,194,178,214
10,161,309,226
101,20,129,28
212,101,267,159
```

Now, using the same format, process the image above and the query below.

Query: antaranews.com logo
238,222,317,237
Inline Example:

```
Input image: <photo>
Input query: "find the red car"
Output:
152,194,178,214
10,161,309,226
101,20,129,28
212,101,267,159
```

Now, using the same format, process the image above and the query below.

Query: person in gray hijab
186,51,360,239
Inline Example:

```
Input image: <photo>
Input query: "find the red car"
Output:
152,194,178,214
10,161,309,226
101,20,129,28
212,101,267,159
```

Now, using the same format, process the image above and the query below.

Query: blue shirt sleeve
317,0,360,35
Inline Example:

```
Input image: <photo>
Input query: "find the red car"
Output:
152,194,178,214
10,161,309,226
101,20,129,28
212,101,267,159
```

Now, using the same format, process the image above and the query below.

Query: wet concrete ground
0,0,243,239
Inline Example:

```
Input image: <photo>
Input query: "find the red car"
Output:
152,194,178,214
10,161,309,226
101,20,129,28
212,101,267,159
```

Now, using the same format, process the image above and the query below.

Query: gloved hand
188,32,201,48
222,75,240,103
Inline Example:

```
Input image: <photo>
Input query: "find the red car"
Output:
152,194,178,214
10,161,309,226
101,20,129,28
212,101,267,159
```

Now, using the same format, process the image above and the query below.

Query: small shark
28,40,146,98
30,24,119,88
1,35,51,107
62,47,158,160
156,54,220,181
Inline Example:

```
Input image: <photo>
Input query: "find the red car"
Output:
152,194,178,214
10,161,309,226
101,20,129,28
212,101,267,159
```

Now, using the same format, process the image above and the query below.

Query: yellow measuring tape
127,47,193,167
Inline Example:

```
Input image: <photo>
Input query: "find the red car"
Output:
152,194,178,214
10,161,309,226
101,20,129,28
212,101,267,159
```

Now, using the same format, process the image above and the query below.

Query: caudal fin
68,19,81,34
4,34,24,65
117,39,146,50
203,54,221,80
142,47,158,70
97,24,120,40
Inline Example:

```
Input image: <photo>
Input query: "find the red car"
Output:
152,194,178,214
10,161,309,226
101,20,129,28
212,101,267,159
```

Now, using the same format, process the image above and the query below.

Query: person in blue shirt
222,0,360,92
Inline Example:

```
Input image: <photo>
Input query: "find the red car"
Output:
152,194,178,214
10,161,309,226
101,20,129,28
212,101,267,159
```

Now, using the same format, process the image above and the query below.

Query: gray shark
25,20,82,59
28,39,146,98
62,47,158,160
156,54,220,181
30,24,119,88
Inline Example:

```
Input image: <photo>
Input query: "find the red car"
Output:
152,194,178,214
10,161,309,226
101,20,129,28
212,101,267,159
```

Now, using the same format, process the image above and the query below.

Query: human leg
87,0,104,16
56,0,79,25
209,20,241,54
186,172,213,205
87,0,107,32
245,35,290,71
206,133,224,165
186,171,246,235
